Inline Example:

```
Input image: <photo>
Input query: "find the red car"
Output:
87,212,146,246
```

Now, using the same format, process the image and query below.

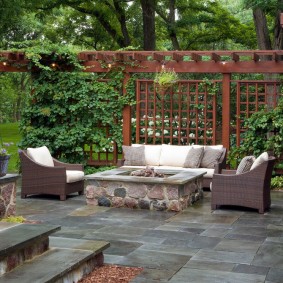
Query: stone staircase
0,222,110,282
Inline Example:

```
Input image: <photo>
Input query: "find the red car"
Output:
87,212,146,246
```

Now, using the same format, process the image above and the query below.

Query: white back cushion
27,146,54,167
132,144,162,166
250,152,268,170
204,145,223,150
159,144,192,167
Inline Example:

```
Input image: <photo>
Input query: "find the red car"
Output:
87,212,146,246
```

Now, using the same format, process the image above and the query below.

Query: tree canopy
0,0,261,51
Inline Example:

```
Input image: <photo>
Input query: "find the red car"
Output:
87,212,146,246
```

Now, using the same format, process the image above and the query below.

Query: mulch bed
78,264,143,283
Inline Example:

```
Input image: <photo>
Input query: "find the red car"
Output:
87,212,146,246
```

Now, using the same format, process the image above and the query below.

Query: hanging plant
154,67,178,94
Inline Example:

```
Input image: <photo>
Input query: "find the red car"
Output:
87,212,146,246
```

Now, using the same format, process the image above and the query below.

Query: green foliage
228,96,283,166
18,43,135,164
271,176,283,190
1,215,26,223
10,40,82,71
84,166,116,175
0,123,21,172
154,67,178,90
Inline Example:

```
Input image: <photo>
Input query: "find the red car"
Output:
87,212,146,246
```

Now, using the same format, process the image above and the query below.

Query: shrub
228,96,283,166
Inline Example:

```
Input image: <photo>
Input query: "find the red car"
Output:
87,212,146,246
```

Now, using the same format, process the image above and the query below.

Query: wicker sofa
120,144,227,188
19,146,84,201
211,153,276,214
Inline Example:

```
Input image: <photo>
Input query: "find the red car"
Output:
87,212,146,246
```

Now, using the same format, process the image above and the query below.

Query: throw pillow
250,152,269,170
200,147,223,168
132,144,162,166
27,146,54,167
184,146,204,168
122,145,146,166
236,155,255,174
159,144,192,167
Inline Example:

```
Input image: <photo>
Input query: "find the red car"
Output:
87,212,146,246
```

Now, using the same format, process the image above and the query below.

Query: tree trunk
253,7,275,109
273,4,283,50
113,0,131,47
140,0,156,50
253,8,272,50
168,0,180,50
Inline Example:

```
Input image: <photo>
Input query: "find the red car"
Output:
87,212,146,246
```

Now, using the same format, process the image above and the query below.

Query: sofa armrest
53,158,84,171
20,151,67,183
117,159,125,167
221,169,236,175
214,148,227,173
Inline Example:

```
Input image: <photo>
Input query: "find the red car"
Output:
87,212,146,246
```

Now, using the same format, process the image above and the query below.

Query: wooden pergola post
122,73,132,146
222,73,231,151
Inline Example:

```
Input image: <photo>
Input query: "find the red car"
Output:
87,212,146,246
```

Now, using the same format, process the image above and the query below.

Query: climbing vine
18,42,135,163
228,96,283,168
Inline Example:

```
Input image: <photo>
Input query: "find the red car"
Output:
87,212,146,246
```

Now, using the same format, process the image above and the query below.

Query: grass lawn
0,122,21,173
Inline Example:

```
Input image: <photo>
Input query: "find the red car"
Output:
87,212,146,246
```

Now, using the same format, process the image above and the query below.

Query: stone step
0,223,110,282
0,247,100,283
0,223,61,275
49,236,110,256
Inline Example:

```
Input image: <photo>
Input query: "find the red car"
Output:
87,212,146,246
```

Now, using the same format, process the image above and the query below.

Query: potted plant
154,67,178,94
0,139,13,177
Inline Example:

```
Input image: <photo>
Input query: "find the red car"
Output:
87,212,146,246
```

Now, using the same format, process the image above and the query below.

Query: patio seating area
16,187,283,283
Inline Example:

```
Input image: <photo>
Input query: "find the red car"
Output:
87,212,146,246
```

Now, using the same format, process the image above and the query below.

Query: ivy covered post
222,73,231,151
18,42,135,166
122,73,132,146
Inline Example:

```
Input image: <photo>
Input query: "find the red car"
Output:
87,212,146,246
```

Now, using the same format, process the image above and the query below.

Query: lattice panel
235,81,280,146
135,80,218,145
84,124,118,166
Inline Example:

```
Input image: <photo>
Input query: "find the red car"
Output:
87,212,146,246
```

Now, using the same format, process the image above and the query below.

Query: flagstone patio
16,189,283,283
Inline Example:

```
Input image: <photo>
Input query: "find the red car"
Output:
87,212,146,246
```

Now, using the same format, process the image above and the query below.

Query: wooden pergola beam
231,53,240,62
1,50,283,73
133,53,147,61
191,53,202,62
172,53,183,62
211,53,221,62
153,53,165,62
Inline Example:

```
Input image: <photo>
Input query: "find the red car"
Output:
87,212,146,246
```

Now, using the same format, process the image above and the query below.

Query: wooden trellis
1,50,283,165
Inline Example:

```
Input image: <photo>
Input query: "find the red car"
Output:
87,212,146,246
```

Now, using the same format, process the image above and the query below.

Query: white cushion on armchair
27,146,54,167
66,170,84,183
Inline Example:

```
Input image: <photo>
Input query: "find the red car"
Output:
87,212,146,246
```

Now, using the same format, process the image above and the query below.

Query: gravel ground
78,264,143,283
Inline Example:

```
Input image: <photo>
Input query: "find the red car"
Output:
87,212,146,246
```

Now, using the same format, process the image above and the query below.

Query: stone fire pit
85,168,206,212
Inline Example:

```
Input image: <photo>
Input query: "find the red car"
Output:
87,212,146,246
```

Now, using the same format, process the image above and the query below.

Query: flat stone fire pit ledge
85,168,206,212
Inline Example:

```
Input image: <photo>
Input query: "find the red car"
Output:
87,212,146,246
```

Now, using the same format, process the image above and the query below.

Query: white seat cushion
66,170,84,183
159,144,192,167
27,146,54,167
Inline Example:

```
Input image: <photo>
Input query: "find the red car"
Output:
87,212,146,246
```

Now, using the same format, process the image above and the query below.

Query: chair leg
211,204,217,210
21,193,27,199
258,208,264,214
60,195,66,201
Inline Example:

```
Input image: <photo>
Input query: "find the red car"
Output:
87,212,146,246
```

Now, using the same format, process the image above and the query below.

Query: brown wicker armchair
211,156,276,214
19,148,84,201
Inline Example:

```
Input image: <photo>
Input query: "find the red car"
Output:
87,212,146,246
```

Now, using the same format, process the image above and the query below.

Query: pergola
1,50,283,164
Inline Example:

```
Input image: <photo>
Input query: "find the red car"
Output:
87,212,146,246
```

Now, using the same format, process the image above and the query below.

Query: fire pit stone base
85,168,205,212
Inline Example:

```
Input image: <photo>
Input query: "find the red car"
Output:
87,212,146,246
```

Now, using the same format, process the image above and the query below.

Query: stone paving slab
191,249,254,264
169,268,266,283
14,190,283,282
214,238,261,253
